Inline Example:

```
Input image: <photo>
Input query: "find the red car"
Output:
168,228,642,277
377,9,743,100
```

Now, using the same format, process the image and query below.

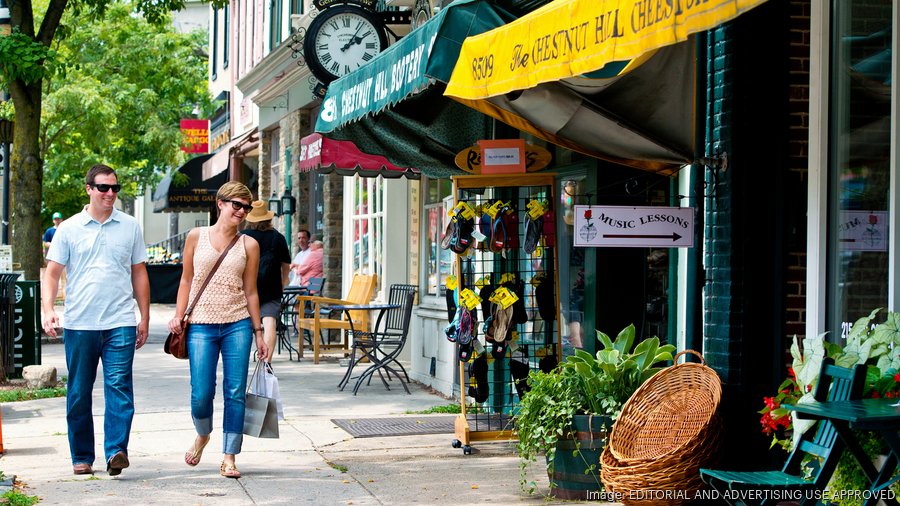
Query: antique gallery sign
573,205,694,248
445,0,768,100
180,119,209,154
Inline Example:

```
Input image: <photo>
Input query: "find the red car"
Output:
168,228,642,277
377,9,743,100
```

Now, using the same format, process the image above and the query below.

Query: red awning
299,133,419,179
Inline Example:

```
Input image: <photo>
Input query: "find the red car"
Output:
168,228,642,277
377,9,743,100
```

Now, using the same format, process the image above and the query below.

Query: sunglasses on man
89,183,122,193
221,199,252,212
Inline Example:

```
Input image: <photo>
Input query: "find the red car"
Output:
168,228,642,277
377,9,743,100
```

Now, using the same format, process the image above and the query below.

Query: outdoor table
276,286,309,359
786,398,900,506
322,303,400,394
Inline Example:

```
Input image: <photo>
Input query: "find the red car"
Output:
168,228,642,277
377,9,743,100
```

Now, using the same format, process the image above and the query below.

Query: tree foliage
40,2,214,221
0,0,225,280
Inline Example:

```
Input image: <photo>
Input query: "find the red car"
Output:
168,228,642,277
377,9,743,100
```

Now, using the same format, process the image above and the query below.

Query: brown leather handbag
165,234,241,359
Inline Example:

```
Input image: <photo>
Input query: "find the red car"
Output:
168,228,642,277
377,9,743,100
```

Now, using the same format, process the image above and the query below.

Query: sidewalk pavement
0,304,614,505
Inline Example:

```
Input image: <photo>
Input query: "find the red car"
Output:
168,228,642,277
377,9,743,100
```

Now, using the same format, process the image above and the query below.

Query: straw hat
245,200,275,222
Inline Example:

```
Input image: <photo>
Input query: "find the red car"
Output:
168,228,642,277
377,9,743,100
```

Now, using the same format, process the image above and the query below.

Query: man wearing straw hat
242,201,291,361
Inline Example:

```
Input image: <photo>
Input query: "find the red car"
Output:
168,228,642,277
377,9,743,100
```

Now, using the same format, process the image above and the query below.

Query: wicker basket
607,349,722,464
600,416,723,506
599,350,723,506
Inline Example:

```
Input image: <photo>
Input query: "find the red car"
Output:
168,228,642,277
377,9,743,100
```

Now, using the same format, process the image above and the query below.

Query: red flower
872,391,881,399
893,373,900,383
788,367,796,380
763,396,778,409
870,214,879,225
584,209,592,219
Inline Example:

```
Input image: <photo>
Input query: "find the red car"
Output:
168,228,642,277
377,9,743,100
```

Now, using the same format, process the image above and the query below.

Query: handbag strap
246,360,264,393
184,233,241,318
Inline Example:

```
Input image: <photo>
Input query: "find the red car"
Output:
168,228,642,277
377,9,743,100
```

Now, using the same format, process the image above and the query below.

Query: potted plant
759,308,900,505
514,324,675,498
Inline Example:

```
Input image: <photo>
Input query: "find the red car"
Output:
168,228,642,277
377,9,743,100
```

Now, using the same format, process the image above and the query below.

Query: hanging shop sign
445,0,768,100
573,205,694,248
180,119,209,154
838,210,888,252
455,142,552,173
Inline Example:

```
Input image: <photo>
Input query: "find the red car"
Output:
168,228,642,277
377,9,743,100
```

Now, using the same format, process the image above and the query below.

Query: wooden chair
295,274,377,364
276,277,326,360
700,358,867,505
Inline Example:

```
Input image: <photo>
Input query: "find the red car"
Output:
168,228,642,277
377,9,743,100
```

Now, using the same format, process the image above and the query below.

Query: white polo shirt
288,247,311,286
46,207,148,330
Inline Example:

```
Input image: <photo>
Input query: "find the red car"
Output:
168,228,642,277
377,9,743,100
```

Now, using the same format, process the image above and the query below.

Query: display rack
445,174,562,455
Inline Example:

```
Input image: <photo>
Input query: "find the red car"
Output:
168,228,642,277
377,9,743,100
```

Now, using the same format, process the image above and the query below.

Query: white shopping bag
250,361,284,420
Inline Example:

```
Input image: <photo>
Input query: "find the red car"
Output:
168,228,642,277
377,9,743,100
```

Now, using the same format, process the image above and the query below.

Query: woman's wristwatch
253,326,264,334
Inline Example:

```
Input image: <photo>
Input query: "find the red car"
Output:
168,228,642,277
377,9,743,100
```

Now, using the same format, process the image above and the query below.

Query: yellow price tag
499,273,516,285
483,201,503,219
445,275,458,291
454,201,476,220
535,346,548,358
475,275,490,290
459,289,481,310
526,199,547,220
489,287,519,309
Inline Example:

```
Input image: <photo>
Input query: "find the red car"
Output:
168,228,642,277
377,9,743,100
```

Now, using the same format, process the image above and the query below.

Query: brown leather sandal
220,461,241,478
184,436,210,467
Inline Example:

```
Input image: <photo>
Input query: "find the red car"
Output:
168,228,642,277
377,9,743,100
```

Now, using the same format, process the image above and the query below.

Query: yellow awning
445,0,768,100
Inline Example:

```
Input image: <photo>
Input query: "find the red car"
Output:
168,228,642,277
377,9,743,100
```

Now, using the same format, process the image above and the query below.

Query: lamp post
0,0,12,246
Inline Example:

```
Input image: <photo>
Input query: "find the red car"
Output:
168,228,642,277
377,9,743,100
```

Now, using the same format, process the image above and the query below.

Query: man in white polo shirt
288,229,312,286
41,164,150,477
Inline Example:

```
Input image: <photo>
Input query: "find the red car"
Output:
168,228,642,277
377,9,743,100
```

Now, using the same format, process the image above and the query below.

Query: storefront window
827,0,892,338
424,178,453,296
559,178,588,355
350,175,384,294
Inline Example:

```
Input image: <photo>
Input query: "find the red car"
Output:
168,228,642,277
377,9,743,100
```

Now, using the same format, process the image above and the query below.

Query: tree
0,0,224,280
41,3,213,221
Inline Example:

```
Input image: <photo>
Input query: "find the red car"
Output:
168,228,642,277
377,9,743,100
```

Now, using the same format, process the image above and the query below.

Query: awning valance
299,133,419,179
444,0,768,100
315,0,514,133
201,128,258,180
153,154,226,212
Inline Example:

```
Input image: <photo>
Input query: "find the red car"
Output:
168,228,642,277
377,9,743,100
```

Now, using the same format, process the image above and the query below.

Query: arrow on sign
604,233,683,242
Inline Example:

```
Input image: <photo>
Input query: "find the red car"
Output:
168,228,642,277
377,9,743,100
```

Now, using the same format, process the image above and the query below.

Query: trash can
0,273,20,378
13,280,41,379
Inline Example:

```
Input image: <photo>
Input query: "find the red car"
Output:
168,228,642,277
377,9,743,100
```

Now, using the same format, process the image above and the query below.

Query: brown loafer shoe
107,451,129,476
73,463,93,475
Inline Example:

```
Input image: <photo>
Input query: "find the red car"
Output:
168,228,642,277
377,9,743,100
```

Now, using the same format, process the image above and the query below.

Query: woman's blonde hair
216,181,252,203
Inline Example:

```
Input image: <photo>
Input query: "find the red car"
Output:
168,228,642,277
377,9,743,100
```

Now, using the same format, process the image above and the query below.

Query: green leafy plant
514,324,674,493
760,308,900,504
1,489,39,506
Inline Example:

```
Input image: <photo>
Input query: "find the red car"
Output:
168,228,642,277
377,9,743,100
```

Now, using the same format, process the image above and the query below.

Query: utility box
12,280,41,378
0,273,18,378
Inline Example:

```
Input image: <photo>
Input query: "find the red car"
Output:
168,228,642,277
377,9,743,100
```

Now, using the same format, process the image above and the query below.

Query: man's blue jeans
188,318,252,455
64,327,136,466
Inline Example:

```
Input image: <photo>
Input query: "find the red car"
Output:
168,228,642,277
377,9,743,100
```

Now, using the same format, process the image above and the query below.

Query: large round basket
606,349,721,464
600,416,723,506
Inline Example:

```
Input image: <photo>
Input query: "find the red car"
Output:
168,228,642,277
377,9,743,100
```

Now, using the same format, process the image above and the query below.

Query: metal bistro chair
339,284,417,395
275,277,325,360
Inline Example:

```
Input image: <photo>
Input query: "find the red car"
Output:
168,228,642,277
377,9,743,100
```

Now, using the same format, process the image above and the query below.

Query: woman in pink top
168,181,268,479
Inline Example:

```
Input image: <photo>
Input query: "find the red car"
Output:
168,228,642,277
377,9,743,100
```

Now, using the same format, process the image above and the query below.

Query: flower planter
549,414,612,500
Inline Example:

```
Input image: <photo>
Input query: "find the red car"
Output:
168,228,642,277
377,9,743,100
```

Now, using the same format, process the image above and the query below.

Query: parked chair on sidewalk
339,284,417,395
295,274,377,364
700,358,867,505
275,277,325,361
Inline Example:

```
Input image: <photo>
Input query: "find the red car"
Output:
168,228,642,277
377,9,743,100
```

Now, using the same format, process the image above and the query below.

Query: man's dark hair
298,229,311,239
85,164,117,185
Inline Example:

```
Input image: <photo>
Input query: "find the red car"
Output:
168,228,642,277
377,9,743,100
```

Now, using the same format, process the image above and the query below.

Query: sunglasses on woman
89,183,122,193
222,199,252,212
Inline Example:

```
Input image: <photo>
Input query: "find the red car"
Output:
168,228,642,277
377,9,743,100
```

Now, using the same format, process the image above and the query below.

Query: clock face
304,5,388,84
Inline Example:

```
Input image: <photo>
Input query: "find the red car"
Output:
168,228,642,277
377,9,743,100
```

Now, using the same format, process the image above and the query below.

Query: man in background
288,229,312,286
43,212,63,254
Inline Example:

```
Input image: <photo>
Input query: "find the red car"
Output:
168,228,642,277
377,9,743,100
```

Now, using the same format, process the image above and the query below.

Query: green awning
315,0,514,133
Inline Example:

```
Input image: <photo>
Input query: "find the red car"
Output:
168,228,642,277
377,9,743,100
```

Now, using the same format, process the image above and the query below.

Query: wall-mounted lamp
268,191,282,217
280,189,296,216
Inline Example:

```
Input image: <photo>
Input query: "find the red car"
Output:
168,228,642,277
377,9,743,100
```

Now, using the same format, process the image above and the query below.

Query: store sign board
477,139,525,174
0,245,11,272
455,143,551,173
573,205,694,248
839,210,888,251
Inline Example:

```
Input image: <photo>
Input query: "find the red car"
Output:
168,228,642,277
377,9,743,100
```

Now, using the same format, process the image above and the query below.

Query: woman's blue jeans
64,327,136,466
188,318,252,455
